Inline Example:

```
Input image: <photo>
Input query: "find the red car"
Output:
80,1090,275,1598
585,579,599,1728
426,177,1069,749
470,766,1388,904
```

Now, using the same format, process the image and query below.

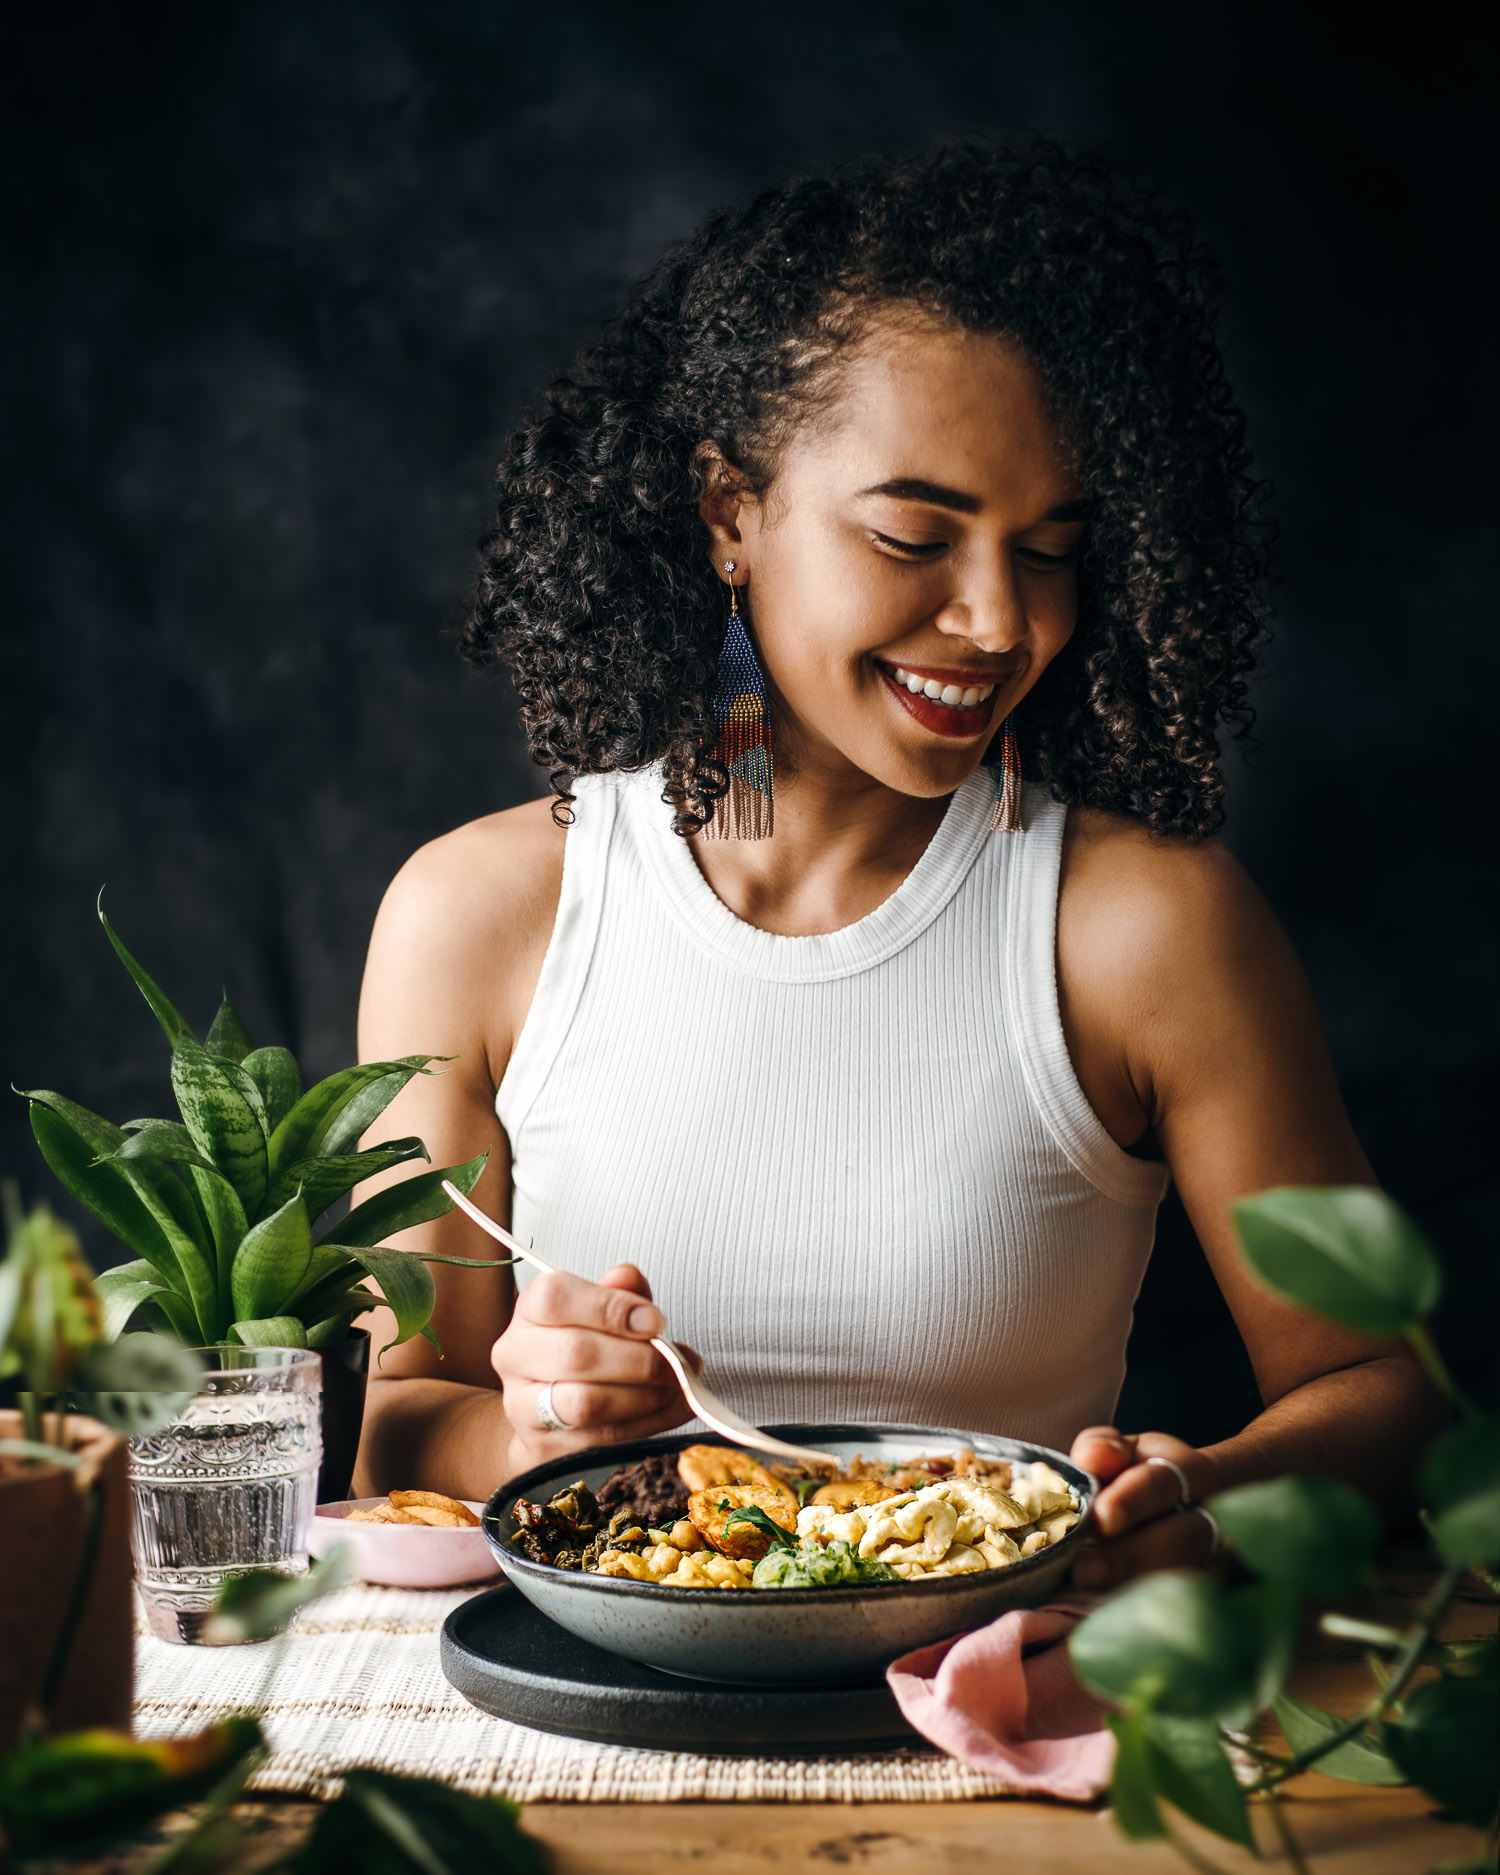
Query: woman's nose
933,561,1028,654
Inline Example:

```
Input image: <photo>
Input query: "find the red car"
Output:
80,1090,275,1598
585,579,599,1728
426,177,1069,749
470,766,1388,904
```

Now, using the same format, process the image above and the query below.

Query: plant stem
1248,1563,1464,1793
141,1742,267,1875
18,1387,42,1445
1263,1788,1314,1875
1159,1816,1241,1875
1318,1613,1403,1648
36,1471,103,1718
1403,1322,1482,1419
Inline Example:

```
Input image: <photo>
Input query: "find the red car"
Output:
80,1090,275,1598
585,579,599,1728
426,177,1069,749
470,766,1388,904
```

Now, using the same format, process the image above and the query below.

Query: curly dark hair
464,136,1270,839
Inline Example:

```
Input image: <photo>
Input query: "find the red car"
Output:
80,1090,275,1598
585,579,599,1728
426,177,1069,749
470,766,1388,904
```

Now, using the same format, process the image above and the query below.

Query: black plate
440,1583,922,1754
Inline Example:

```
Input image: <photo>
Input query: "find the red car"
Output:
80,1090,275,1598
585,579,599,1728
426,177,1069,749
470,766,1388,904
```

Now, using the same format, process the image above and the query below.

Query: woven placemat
132,1583,1022,1802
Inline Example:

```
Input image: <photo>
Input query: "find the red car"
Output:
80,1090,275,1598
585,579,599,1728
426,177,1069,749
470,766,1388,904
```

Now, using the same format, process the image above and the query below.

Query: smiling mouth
876,662,1003,738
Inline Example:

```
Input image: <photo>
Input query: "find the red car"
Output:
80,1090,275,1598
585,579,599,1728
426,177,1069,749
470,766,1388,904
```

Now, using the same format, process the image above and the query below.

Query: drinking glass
128,1346,322,1644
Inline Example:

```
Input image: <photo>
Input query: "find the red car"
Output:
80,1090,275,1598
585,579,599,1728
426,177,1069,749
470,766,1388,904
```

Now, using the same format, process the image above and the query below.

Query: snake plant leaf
263,1138,430,1226
335,1244,437,1359
231,1190,312,1325
204,992,252,1064
241,1048,303,1135
320,1152,489,1249
228,1315,308,1348
24,1095,180,1283
106,1121,220,1178
171,1036,268,1218
223,1060,270,1138
97,891,193,1046
95,1260,181,1339
120,1167,218,1343
304,1288,383,1347
267,1058,441,1173
318,1064,451,1160
184,1165,248,1340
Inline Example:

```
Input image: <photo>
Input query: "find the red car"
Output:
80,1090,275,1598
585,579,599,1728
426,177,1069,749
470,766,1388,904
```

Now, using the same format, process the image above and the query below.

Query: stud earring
989,714,1024,833
703,559,774,839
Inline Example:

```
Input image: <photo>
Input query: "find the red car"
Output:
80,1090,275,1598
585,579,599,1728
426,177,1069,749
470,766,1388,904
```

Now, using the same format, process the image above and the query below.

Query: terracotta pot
316,1327,370,1505
0,1411,133,1749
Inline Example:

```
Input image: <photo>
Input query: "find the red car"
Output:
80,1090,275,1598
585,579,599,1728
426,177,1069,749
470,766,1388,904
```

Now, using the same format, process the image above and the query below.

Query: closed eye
871,532,945,559
1018,547,1077,569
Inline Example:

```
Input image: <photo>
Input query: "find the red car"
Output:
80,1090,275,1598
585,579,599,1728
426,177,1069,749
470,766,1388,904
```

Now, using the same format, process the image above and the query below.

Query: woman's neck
686,759,955,937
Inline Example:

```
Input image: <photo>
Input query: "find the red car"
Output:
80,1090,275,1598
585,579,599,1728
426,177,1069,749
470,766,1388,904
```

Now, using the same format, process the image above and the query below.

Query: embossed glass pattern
129,1347,322,1643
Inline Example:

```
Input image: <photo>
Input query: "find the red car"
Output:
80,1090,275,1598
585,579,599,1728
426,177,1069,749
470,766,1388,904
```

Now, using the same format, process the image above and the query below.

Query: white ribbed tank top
497,767,1167,1450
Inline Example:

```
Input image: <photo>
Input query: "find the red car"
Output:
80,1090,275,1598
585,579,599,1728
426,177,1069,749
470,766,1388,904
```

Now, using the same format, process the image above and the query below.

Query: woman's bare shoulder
361,795,568,1071
1060,805,1262,957
379,796,567,949
1058,804,1305,1066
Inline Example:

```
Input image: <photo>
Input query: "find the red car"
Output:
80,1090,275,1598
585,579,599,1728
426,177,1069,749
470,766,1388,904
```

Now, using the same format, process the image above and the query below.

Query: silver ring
1144,1454,1195,1507
534,1382,571,1433
1194,1505,1224,1558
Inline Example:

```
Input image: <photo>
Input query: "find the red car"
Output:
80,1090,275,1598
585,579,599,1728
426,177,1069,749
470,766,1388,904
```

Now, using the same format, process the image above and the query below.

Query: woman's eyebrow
860,477,981,513
859,478,1090,523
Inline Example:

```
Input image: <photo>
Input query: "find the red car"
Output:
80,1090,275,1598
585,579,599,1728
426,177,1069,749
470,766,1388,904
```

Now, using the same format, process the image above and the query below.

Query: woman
352,140,1439,1587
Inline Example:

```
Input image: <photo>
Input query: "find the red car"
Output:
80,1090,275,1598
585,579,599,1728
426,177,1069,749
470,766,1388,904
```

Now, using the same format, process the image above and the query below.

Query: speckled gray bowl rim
481,1421,1096,1606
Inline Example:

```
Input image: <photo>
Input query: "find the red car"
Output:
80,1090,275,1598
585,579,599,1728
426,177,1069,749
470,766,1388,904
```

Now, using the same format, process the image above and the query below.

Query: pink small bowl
309,1498,503,1589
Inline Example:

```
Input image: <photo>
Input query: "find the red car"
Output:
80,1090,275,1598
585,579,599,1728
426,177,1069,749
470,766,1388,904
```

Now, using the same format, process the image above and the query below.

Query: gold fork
440,1181,839,1468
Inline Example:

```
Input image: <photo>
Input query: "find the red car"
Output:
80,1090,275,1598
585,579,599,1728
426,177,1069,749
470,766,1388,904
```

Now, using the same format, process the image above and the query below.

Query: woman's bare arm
350,796,690,1500
350,800,557,1498
1057,812,1446,1584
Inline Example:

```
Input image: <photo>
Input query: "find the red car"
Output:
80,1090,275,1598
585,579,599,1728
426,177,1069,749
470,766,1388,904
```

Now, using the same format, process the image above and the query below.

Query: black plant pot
316,1328,370,1505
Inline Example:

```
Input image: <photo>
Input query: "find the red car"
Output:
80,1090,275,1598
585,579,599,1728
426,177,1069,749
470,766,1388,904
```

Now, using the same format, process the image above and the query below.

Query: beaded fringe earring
989,714,1024,833
703,561,774,840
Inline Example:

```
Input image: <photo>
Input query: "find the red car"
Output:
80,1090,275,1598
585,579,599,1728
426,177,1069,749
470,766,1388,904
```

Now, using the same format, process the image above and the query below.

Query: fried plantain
676,1444,793,1501
808,1480,902,1510
688,1483,798,1559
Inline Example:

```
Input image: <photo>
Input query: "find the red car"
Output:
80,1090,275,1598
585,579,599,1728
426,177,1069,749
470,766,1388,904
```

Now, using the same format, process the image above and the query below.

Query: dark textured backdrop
3,0,1494,1438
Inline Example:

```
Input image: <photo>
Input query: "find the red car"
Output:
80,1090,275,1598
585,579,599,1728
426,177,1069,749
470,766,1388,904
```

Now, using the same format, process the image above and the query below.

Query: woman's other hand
492,1261,694,1471
1067,1425,1223,1590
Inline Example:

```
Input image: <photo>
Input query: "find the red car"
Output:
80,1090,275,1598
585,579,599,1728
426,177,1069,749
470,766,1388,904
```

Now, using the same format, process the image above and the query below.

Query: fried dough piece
389,1489,481,1527
809,1480,902,1510
688,1484,798,1560
347,1503,424,1524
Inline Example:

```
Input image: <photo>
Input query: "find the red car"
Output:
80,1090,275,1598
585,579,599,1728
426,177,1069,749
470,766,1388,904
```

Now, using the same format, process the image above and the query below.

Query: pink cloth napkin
885,1596,1115,1800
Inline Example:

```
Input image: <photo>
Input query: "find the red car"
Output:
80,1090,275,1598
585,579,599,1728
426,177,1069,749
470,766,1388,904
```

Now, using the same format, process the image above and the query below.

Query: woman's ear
696,443,750,582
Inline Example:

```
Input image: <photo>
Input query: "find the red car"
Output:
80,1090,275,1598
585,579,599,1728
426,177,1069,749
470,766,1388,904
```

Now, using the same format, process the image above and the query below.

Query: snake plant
17,898,492,1356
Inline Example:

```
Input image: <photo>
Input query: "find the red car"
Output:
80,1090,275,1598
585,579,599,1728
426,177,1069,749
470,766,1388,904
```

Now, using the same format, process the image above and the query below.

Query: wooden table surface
64,1552,1498,1874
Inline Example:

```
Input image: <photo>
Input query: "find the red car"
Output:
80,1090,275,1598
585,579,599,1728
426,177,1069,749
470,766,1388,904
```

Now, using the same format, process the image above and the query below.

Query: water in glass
129,1346,322,1644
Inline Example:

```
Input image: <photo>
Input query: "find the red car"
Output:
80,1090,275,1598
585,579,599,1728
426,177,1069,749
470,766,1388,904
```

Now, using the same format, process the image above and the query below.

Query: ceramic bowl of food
311,1493,501,1589
480,1423,1095,1685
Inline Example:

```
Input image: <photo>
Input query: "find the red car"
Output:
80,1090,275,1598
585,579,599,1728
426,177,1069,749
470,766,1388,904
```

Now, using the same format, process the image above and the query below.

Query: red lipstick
877,664,1001,740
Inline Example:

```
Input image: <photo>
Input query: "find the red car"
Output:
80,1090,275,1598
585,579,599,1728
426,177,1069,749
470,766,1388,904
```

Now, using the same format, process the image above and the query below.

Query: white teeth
888,667,997,709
